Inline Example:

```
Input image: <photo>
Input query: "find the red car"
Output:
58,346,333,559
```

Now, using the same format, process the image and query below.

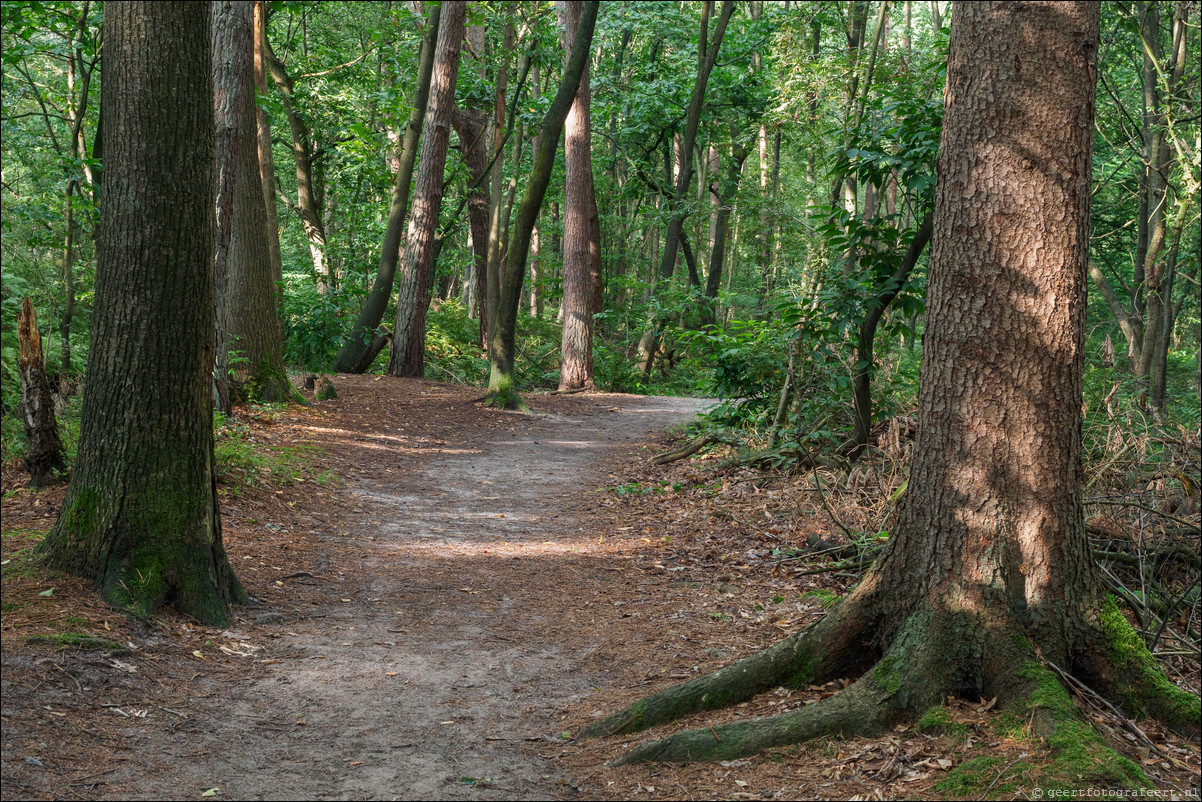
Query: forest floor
1,375,1199,801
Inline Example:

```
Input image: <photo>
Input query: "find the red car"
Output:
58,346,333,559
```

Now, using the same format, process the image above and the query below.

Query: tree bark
211,0,254,414
214,0,295,404
846,216,932,458
18,298,67,488
252,2,283,304
700,134,748,327
581,2,1193,764
265,35,329,291
37,1,245,626
558,0,601,391
335,2,441,373
486,1,599,409
386,1,466,378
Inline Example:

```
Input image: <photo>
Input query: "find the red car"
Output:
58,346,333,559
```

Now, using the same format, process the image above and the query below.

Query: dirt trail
116,380,709,801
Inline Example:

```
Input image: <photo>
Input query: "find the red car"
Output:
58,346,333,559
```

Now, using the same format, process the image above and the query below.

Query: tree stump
17,298,67,487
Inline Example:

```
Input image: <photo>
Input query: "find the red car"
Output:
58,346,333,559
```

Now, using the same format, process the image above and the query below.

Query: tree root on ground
652,432,746,465
583,588,1199,776
652,433,847,474
581,583,880,741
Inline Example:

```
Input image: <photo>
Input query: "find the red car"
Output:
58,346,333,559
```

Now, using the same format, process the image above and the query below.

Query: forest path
134,378,709,801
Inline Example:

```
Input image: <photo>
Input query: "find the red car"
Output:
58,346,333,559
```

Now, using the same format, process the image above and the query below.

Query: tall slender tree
335,2,442,374
485,0,599,409
583,1,1197,764
213,0,295,404
557,0,601,391
387,1,467,378
37,1,245,626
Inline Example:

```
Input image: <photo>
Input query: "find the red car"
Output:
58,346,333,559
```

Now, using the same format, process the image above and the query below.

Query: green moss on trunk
1097,597,1201,735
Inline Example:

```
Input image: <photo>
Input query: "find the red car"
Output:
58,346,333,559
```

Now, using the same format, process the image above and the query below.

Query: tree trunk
211,0,254,414
253,1,283,304
214,0,295,404
265,35,329,291
582,2,1193,764
558,0,600,391
483,21,515,351
846,216,932,458
37,1,245,626
18,298,67,487
700,134,748,327
486,1,598,409
386,1,466,378
335,2,441,373
641,0,735,358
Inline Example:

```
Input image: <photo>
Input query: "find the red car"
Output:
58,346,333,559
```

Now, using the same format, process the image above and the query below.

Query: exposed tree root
582,582,881,740
652,432,745,465
584,585,1198,770
612,667,895,764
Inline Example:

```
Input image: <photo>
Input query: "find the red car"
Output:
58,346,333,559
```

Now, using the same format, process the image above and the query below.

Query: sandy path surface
115,384,710,800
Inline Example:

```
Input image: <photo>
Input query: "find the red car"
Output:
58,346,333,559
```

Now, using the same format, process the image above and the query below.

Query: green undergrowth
214,415,336,494
25,631,121,650
2,528,45,580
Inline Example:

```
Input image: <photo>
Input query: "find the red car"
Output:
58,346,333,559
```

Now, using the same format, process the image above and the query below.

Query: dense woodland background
2,1,1199,428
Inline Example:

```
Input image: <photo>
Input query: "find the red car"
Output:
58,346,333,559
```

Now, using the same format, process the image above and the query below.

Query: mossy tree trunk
36,1,246,627
583,2,1199,766
386,0,466,378
486,0,598,410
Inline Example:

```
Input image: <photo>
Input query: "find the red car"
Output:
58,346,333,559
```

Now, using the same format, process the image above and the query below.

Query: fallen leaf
385,671,397,677
200,788,220,797
38,589,54,597
192,650,205,659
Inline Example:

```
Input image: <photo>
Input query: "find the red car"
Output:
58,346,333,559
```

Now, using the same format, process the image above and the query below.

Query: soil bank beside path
17,377,709,801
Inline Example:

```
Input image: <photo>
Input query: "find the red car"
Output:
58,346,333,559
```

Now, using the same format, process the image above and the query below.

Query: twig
810,470,856,541
977,756,1027,801
1084,498,1201,530
1044,660,1169,760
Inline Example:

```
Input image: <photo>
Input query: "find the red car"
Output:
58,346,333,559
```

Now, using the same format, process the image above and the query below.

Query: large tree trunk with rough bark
36,1,246,627
214,0,295,404
386,1,466,378
335,2,441,374
485,1,598,410
17,298,67,488
557,0,600,391
582,2,1197,765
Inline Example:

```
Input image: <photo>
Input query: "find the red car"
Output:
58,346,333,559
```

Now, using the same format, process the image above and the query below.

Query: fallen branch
653,432,744,465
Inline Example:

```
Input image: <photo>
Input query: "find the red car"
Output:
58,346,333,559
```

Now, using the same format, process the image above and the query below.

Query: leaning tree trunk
17,298,67,488
334,2,441,374
846,216,932,459
485,1,598,409
386,1,466,378
36,1,246,627
557,0,600,391
582,1,1197,765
